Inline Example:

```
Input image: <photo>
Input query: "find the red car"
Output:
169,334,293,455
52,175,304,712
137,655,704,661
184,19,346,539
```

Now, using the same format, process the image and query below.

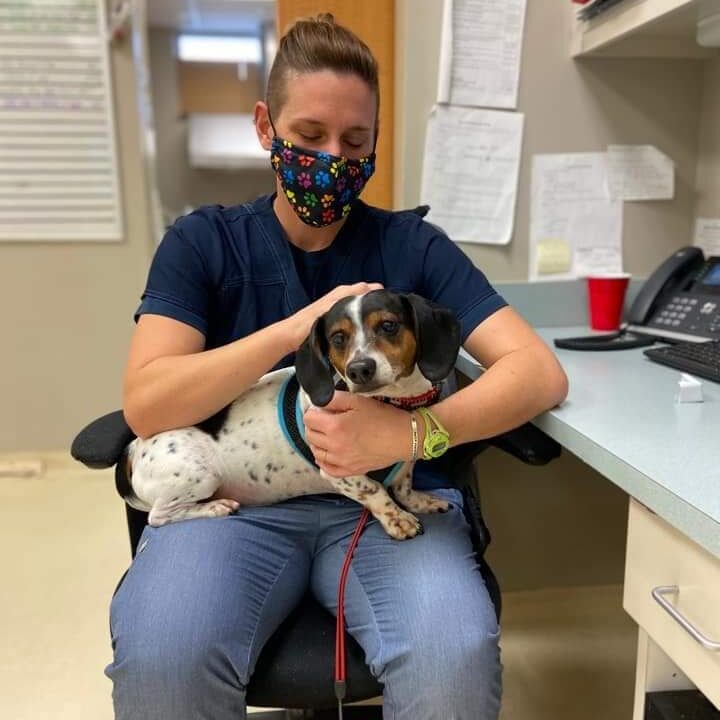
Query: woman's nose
322,138,343,157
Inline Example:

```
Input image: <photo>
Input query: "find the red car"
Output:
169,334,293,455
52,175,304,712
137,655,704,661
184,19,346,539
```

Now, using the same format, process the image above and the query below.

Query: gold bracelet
410,413,419,462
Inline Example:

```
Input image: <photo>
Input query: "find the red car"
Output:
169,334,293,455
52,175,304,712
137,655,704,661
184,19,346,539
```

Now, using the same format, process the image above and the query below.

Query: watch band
417,407,450,460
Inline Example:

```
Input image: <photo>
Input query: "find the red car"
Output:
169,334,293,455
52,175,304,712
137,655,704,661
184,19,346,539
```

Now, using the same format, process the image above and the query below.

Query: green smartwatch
417,407,450,460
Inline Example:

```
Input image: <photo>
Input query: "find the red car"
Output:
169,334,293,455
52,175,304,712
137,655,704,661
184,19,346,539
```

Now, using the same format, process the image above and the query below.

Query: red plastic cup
586,273,631,331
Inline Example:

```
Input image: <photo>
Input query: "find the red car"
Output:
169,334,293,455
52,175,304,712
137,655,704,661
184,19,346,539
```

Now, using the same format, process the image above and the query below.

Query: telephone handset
555,246,720,351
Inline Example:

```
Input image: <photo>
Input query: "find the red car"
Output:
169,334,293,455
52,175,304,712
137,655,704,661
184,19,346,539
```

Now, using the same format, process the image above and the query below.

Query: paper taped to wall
421,105,523,245
606,145,674,201
437,0,527,110
530,153,623,281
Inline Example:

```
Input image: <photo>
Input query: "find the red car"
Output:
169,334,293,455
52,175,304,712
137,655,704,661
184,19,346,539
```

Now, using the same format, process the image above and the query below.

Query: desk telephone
555,247,720,351
626,246,720,343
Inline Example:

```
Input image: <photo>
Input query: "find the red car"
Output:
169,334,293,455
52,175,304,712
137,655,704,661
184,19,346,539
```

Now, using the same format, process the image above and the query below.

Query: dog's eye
378,320,399,335
330,332,347,348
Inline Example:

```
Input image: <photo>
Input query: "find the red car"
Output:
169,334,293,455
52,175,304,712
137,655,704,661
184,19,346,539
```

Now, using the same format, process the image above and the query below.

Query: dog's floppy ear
403,294,461,382
295,316,335,407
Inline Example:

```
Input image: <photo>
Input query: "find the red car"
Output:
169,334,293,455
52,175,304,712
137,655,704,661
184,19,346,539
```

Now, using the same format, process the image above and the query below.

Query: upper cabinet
571,0,720,58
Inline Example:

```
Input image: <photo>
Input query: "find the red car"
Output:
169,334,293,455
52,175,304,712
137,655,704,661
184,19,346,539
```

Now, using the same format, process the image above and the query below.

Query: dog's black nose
346,358,376,385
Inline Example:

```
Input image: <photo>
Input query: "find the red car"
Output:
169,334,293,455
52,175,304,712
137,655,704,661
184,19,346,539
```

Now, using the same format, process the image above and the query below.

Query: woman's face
261,70,377,160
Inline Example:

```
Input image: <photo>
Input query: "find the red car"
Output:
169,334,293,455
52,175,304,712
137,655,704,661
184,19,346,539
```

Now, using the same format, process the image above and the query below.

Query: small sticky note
537,238,572,275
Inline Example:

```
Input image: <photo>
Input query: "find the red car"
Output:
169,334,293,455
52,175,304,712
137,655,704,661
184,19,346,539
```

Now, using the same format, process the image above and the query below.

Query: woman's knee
409,620,500,683
107,615,248,719
381,620,502,720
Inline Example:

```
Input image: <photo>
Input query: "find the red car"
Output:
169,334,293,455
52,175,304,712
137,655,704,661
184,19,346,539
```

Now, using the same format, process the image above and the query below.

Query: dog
121,290,461,540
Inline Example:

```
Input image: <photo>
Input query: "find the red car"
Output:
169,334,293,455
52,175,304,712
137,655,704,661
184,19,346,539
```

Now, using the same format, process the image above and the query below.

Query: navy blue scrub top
135,194,508,489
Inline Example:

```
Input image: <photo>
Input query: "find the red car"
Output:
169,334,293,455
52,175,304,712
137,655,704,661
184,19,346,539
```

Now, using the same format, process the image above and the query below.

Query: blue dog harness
277,372,405,487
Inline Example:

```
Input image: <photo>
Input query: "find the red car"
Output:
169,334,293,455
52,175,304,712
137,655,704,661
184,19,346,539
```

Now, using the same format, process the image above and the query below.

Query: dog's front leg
322,471,423,540
390,469,450,515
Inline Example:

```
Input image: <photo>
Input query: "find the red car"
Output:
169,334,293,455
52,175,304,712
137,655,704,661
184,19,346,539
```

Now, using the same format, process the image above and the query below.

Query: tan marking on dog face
364,311,417,378
326,316,356,377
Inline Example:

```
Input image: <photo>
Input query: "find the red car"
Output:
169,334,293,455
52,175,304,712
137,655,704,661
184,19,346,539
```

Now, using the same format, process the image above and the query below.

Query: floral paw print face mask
270,136,376,227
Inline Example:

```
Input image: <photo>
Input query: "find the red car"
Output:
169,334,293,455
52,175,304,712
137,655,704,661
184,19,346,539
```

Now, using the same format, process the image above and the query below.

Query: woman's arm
426,306,568,445
123,282,382,439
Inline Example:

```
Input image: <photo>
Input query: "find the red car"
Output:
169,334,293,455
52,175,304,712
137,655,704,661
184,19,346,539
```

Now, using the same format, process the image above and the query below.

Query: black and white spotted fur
123,290,461,540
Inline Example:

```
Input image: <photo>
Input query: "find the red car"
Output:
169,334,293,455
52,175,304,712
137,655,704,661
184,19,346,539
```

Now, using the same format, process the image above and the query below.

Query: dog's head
295,290,461,407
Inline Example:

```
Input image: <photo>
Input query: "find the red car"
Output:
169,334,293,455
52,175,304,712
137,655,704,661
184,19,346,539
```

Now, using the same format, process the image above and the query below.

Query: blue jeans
106,489,502,719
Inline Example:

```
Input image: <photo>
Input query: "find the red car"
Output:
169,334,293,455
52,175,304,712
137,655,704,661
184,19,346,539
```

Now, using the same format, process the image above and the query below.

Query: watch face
428,430,449,456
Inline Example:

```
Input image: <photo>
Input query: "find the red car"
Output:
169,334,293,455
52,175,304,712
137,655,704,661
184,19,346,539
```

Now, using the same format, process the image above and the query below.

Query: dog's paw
423,497,450,514
148,498,240,526
205,498,240,517
382,508,424,540
399,491,449,515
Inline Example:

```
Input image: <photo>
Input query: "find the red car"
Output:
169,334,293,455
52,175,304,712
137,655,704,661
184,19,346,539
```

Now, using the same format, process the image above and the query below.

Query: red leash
334,507,371,718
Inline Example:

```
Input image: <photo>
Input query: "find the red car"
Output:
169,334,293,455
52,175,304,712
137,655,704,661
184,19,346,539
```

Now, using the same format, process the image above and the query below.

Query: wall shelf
571,0,718,58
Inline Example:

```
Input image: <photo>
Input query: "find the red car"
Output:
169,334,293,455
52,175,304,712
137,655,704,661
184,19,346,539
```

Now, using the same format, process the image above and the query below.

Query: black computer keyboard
644,340,720,383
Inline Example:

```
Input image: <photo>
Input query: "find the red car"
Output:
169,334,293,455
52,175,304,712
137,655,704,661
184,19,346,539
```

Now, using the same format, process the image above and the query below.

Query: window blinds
0,0,123,241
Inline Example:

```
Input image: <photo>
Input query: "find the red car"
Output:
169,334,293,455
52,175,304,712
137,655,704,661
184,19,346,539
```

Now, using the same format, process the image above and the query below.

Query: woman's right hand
284,282,383,351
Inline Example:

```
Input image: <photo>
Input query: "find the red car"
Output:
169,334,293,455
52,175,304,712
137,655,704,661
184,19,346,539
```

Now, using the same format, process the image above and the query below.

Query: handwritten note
421,105,524,245
606,145,674,201
437,0,527,110
530,153,623,281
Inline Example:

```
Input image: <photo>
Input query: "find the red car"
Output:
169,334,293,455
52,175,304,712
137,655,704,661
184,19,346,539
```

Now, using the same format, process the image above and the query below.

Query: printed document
437,0,527,109
421,105,523,245
530,153,623,281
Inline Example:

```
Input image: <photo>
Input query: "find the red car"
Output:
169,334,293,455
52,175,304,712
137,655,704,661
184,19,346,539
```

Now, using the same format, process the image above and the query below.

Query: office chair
71,402,560,719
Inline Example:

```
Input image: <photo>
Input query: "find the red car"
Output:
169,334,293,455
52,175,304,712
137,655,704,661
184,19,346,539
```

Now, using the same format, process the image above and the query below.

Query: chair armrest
487,423,561,466
70,410,135,469
69,408,560,472
434,421,560,478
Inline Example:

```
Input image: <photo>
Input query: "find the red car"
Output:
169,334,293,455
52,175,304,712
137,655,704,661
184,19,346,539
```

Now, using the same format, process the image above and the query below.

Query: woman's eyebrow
291,118,372,133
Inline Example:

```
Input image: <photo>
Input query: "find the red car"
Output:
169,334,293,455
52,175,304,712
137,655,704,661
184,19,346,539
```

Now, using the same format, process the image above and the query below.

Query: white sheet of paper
421,106,523,245
694,218,720,257
606,145,674,201
530,153,624,281
437,0,527,110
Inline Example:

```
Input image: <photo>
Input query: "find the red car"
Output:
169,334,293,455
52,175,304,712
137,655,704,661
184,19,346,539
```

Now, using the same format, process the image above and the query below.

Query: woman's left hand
303,391,412,477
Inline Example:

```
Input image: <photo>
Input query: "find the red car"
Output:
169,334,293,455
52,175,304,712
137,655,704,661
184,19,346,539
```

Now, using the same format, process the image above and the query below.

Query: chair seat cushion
247,592,382,709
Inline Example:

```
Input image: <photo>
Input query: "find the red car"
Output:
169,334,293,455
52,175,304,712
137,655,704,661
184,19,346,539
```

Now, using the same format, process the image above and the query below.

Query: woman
108,14,568,720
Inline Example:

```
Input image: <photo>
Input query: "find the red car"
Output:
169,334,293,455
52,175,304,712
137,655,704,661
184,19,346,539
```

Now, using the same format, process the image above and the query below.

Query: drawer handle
652,586,720,651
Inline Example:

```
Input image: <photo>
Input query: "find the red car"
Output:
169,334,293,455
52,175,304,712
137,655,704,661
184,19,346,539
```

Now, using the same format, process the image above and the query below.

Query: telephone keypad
650,293,720,338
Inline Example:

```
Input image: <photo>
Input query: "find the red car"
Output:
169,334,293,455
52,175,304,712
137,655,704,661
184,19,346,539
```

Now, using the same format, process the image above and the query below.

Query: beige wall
696,56,720,217
395,0,706,281
148,28,274,221
393,1,715,591
1,23,153,453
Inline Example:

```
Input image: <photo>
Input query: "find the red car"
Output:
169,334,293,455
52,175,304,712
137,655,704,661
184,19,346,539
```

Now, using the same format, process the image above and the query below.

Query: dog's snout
346,358,376,385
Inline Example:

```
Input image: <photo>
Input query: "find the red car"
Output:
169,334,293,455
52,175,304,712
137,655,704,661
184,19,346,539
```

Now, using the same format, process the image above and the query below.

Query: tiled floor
0,453,636,720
